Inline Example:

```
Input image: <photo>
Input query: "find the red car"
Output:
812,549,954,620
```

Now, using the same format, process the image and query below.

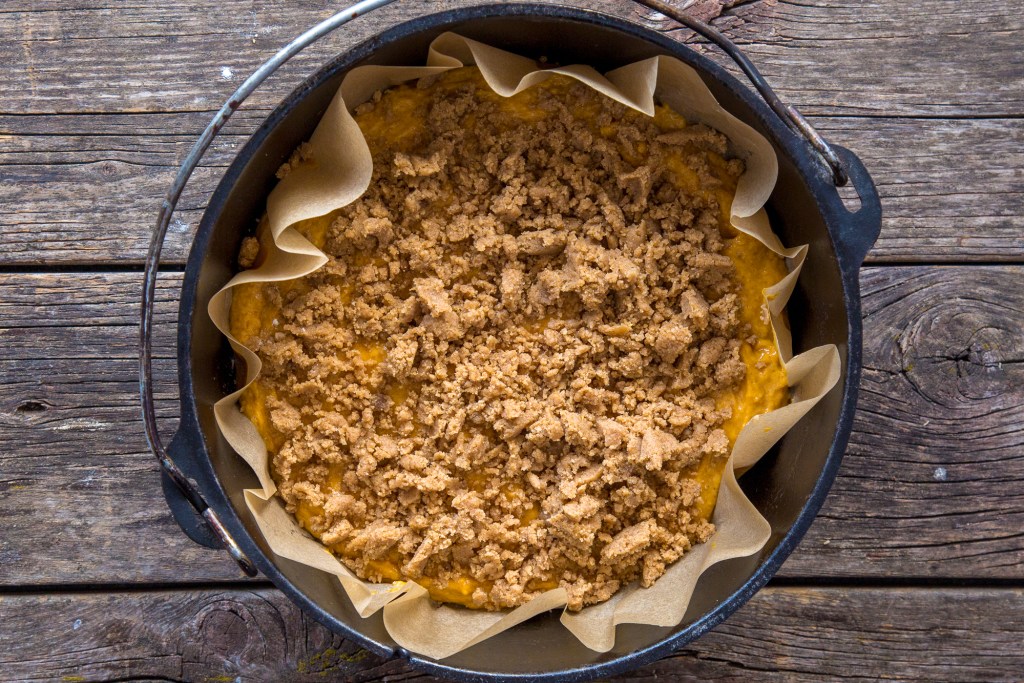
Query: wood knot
631,0,768,38
885,272,1023,409
187,593,293,671
901,316,1020,408
95,160,121,178
16,400,47,413
634,1,726,32
181,592,374,676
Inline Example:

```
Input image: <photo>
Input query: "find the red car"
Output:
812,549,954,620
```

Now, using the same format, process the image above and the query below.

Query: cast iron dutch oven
140,1,882,680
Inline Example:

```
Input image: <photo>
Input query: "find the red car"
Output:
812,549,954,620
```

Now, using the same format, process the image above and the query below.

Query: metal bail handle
140,0,848,577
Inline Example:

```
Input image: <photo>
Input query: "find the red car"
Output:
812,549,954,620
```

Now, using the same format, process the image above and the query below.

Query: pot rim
176,4,868,681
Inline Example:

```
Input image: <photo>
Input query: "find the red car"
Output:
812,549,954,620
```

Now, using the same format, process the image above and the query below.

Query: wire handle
140,0,848,576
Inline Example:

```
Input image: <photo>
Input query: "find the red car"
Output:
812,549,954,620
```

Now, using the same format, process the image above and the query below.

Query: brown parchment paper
207,33,841,659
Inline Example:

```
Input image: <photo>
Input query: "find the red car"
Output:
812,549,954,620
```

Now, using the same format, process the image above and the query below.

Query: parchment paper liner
208,33,841,659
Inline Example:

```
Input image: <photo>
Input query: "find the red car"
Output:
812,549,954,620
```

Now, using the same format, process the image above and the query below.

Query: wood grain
2,1,1020,679
0,586,1021,681
816,118,1024,263
653,0,1024,117
0,273,244,583
1,0,1022,265
0,0,1020,117
783,266,1024,578
1,267,1020,585
2,114,1021,266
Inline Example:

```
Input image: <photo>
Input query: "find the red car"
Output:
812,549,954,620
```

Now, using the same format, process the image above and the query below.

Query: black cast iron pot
142,2,882,680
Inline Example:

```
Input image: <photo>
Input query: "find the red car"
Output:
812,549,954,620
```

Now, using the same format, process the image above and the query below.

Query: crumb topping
230,67,788,611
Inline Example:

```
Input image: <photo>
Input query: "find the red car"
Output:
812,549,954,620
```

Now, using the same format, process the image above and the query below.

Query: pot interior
183,6,849,679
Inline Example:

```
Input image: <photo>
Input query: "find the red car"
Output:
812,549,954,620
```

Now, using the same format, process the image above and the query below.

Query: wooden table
2,0,1021,680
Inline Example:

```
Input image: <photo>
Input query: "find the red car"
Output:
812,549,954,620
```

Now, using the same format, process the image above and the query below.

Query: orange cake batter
229,68,788,610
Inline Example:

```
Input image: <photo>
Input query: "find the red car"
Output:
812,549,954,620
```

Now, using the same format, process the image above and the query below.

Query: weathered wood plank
0,273,246,582
783,265,1024,578
650,0,1024,118
1,1,1016,679
0,587,1021,681
2,0,1021,265
0,266,1021,585
0,0,1020,117
2,115,1020,265
816,118,1024,263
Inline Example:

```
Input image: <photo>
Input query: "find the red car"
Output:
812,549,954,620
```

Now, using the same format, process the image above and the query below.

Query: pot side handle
829,145,883,268
160,430,224,550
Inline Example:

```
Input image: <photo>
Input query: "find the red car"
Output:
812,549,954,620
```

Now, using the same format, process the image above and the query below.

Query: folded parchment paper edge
206,32,841,659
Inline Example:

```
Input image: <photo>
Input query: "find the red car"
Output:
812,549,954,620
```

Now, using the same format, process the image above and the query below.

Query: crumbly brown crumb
239,68,752,611
276,141,314,179
237,236,260,269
